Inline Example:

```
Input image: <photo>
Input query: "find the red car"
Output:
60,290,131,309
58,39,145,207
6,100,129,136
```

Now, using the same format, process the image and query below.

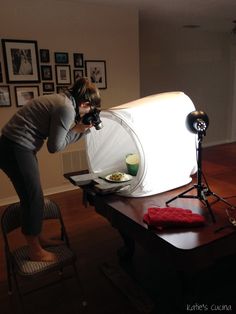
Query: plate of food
105,172,133,183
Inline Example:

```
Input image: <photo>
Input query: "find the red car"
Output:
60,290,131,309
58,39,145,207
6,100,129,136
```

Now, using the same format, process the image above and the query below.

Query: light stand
165,110,234,223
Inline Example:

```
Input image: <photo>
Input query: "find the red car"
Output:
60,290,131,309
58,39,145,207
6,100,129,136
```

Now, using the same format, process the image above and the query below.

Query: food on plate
109,172,126,181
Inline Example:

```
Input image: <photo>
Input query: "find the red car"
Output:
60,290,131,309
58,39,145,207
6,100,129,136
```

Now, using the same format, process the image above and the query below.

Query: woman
0,78,101,262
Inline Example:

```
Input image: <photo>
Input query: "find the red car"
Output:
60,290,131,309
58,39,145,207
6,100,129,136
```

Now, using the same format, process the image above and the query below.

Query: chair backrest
43,199,62,220
1,198,62,235
1,202,22,234
1,197,80,304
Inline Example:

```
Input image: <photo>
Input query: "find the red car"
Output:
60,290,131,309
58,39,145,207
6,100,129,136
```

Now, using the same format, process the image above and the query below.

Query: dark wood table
66,143,236,312
67,143,236,275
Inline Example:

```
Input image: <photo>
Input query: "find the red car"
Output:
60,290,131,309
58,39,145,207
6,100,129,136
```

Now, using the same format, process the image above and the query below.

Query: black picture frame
39,49,50,63
55,65,71,85
0,62,3,82
85,60,107,89
41,65,53,80
56,85,68,93
2,39,40,83
73,69,84,82
0,86,11,107
15,86,39,107
54,52,69,64
73,53,84,68
42,82,54,92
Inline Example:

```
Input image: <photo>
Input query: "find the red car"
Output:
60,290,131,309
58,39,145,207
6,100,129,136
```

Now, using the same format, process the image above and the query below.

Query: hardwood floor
0,189,143,314
1,143,236,314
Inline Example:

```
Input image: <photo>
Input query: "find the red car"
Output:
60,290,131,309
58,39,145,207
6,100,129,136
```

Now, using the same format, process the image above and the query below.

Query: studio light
166,109,234,223
186,110,209,134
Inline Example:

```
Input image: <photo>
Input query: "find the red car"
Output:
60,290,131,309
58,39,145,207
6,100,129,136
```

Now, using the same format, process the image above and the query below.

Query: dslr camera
82,108,103,130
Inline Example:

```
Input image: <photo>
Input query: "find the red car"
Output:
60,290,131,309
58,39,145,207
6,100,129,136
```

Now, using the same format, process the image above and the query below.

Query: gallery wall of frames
0,38,107,108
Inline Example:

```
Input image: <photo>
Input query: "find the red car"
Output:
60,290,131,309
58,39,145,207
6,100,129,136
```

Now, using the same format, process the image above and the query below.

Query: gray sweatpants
0,135,44,235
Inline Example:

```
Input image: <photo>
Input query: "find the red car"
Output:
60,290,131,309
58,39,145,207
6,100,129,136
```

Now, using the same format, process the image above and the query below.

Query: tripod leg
166,186,195,206
201,191,216,223
209,191,236,209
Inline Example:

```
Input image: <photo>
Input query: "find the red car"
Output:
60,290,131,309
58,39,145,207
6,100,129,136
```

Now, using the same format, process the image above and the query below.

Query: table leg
117,230,135,262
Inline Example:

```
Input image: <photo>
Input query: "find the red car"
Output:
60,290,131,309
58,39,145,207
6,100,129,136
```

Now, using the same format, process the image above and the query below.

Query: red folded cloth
143,207,205,230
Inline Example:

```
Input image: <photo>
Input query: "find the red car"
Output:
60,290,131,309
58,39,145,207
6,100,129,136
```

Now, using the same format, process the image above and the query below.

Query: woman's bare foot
29,248,58,262
24,234,58,262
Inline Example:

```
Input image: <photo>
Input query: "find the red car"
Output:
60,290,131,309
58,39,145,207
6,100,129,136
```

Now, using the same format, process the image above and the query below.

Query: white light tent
85,91,197,197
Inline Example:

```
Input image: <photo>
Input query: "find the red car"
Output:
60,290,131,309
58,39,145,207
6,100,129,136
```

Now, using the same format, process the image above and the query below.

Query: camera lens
82,109,103,130
94,121,103,130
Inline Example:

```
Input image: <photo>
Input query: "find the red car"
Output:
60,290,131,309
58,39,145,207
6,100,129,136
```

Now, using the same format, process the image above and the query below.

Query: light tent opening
85,92,197,197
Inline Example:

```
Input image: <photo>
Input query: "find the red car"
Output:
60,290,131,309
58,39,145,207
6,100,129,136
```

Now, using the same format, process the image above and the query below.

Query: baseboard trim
0,183,79,207
203,139,236,148
1,139,235,207
44,183,78,196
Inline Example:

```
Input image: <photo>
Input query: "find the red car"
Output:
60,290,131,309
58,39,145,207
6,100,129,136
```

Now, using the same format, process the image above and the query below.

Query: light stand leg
206,190,236,208
165,132,219,222
165,186,197,205
199,189,216,223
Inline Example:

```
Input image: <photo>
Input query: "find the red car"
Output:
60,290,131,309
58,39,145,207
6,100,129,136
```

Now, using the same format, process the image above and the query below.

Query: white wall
140,20,233,146
0,0,140,204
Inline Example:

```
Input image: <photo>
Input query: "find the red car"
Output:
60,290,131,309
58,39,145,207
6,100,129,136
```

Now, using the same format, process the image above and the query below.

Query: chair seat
1,199,84,306
12,245,76,277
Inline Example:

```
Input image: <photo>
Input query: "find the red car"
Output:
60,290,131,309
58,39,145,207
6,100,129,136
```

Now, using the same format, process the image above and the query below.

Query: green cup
126,154,139,176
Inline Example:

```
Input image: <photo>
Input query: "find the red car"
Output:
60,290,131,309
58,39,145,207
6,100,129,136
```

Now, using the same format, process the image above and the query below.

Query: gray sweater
1,93,83,153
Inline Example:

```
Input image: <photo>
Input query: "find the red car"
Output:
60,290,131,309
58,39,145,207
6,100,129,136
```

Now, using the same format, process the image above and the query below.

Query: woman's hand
72,122,93,133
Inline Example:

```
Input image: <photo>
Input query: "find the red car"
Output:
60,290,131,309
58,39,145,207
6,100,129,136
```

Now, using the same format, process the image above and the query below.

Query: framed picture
39,49,50,63
73,69,84,82
56,85,68,93
42,82,54,92
15,86,39,107
55,65,71,85
73,53,84,68
0,62,3,82
85,60,107,89
41,65,52,80
0,86,11,107
54,52,68,64
2,39,40,83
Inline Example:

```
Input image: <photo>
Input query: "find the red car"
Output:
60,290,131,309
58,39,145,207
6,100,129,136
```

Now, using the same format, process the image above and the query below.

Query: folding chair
1,198,86,311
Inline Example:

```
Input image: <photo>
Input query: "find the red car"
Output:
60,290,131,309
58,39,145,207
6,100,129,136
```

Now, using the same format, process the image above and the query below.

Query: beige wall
140,21,232,146
0,0,140,204
2,1,234,204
